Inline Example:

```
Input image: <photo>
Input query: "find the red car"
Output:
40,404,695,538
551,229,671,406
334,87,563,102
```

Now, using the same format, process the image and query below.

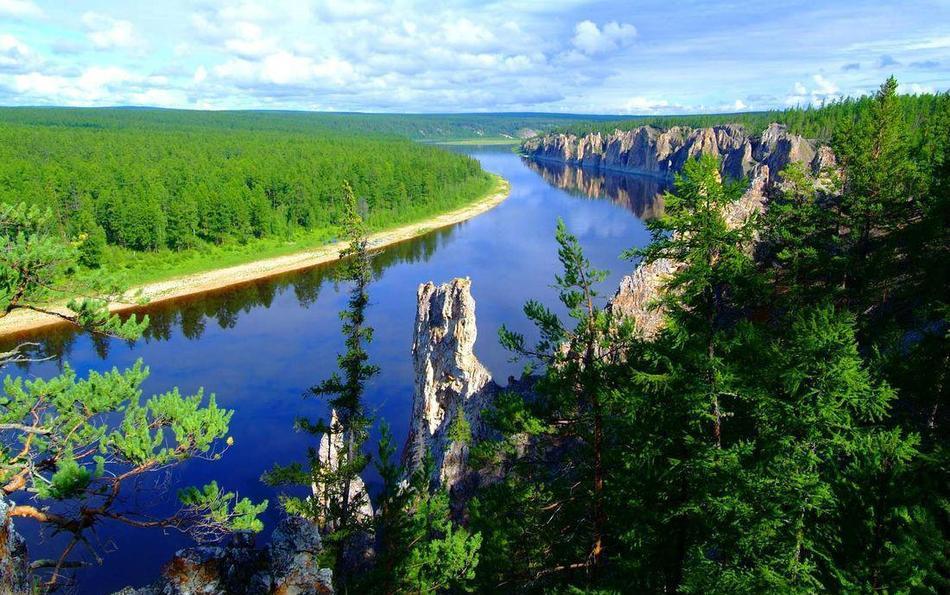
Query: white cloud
0,0,42,18
82,12,139,50
572,20,637,56
9,65,180,106
812,74,838,95
193,65,207,83
442,18,497,50
785,75,841,106
903,82,935,94
733,99,747,110
0,34,35,72
620,96,670,114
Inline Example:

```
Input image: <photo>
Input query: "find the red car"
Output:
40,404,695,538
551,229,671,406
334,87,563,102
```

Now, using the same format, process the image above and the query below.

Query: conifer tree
473,219,633,588
264,181,378,591
1,202,265,591
367,423,481,594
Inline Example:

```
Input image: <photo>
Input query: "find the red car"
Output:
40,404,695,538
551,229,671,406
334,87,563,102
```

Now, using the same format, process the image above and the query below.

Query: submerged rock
403,278,499,493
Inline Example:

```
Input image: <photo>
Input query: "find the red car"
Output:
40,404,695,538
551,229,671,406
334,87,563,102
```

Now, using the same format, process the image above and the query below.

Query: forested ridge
460,78,949,592
0,107,610,142
0,108,496,275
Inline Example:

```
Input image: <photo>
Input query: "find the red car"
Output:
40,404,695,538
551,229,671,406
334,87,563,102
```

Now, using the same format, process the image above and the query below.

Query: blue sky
0,0,947,113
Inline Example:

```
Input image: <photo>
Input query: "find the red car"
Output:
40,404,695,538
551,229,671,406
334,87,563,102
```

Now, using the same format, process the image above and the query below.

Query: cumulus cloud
82,12,139,50
620,96,670,114
571,20,637,55
2,0,943,113
0,0,42,18
785,75,840,106
0,34,36,73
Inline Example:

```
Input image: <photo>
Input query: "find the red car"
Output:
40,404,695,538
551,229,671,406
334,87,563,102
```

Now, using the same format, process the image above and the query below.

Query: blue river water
1,146,667,592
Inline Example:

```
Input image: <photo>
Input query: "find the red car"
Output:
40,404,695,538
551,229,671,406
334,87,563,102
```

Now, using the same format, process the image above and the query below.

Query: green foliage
1,358,266,590
448,408,473,445
476,81,947,593
0,108,494,261
178,481,268,534
553,87,947,145
366,423,482,594
1,200,148,349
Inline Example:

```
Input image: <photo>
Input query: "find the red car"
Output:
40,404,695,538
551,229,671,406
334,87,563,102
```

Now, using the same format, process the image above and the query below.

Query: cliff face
403,278,498,493
522,123,831,186
524,123,838,338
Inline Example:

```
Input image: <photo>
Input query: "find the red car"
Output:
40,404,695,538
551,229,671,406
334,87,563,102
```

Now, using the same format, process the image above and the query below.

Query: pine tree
264,181,378,591
367,423,481,594
475,218,633,588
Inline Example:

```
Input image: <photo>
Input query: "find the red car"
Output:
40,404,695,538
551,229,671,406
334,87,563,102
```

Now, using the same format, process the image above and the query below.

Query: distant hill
0,107,631,142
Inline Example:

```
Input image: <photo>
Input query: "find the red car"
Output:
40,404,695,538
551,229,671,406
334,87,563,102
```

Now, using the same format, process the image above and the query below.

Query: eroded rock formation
521,123,830,186
0,498,29,594
403,278,498,493
525,123,838,338
313,409,374,528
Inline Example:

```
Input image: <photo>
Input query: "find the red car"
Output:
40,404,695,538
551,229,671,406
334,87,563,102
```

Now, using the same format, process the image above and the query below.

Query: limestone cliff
0,498,29,594
403,278,498,493
313,409,374,528
521,123,831,186
523,123,837,338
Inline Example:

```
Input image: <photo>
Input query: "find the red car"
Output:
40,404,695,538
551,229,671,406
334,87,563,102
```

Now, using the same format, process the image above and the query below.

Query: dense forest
554,91,948,145
0,109,501,280
0,107,611,142
2,80,947,592
284,79,948,592
455,78,948,592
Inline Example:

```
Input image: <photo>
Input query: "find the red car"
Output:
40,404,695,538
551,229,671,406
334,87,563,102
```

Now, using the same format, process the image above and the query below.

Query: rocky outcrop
528,123,838,338
0,498,29,594
403,278,498,493
522,123,828,187
313,409,374,528
115,517,333,595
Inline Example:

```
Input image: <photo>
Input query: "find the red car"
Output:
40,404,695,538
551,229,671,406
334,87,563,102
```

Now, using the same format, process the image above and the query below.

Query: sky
0,0,947,114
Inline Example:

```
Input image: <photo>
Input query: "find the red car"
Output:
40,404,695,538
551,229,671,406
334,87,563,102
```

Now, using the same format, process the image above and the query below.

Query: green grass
74,174,503,290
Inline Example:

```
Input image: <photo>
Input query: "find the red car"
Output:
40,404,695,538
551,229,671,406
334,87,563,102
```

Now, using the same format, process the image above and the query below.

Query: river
1,146,669,593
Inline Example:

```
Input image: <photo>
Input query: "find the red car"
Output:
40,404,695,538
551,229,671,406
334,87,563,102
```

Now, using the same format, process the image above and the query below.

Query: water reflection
1,148,662,594
0,226,457,367
523,157,667,219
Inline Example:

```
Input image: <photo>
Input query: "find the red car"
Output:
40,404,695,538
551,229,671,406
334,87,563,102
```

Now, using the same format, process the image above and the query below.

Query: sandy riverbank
0,176,510,338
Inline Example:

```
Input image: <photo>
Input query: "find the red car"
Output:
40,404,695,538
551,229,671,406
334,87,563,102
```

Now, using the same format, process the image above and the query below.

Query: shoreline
0,175,511,339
